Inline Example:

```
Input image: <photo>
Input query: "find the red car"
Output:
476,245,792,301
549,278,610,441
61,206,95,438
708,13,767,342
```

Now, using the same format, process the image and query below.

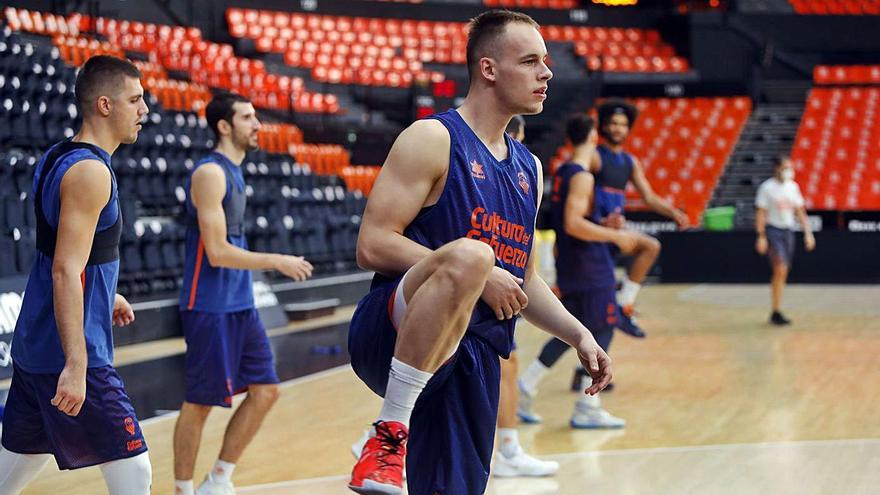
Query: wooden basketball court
20,283,880,494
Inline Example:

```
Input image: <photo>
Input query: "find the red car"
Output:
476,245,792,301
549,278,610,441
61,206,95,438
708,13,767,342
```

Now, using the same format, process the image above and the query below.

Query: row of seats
228,8,690,87
82,14,341,114
550,97,751,225
2,24,307,159
788,0,880,14
0,27,369,292
6,7,341,114
289,144,351,176
0,146,368,290
484,0,579,7
53,35,212,113
3,7,79,36
341,166,382,196
792,87,880,210
813,65,880,85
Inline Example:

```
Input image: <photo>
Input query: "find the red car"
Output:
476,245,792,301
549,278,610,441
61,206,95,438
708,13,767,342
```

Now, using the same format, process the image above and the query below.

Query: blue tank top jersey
373,109,539,358
180,151,254,313
595,144,633,215
13,142,121,373
550,162,616,294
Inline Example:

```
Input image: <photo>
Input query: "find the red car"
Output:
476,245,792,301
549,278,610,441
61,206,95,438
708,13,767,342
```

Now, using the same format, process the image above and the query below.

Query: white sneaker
351,428,371,459
570,405,625,429
196,476,235,495
493,446,559,478
516,379,542,424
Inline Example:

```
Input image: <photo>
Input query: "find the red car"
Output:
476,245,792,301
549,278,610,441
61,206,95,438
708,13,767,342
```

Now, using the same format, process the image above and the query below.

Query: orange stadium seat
550,97,751,224
792,86,880,210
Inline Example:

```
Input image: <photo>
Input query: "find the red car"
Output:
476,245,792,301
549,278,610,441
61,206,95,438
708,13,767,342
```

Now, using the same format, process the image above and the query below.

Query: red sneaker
348,420,408,494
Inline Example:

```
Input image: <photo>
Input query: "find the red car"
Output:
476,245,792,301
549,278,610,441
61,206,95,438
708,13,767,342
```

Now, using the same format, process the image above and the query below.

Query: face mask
781,169,794,182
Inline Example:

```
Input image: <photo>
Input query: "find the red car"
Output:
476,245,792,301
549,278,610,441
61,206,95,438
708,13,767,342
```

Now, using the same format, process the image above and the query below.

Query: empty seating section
0,14,368,294
551,97,751,224
549,26,689,73
290,144,351,176
792,87,880,210
82,14,341,114
813,65,880,85
341,166,382,196
788,0,880,14
485,0,579,7
227,8,689,86
227,9,453,88
4,7,339,114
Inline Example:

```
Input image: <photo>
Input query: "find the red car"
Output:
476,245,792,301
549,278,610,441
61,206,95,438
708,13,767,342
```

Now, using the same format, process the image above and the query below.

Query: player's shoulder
192,161,226,179
386,119,451,175
64,158,112,182
399,118,451,146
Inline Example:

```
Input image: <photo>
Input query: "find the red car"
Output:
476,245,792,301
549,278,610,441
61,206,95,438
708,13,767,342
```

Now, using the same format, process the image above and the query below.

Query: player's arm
358,120,528,320
51,160,112,416
755,206,768,255
521,156,612,395
191,163,311,280
588,149,602,174
355,119,449,276
564,172,636,252
631,157,689,229
755,183,768,255
794,193,815,251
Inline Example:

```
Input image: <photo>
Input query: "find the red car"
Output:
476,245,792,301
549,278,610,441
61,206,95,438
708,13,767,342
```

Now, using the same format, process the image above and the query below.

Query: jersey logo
471,160,486,180
518,171,530,195
124,417,136,436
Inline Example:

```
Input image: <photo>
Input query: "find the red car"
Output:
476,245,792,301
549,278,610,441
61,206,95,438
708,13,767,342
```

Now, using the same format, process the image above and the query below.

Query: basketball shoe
349,420,407,494
195,476,234,495
493,446,559,478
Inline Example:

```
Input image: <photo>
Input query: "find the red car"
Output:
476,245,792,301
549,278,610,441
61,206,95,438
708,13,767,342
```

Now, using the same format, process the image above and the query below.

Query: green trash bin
703,206,735,231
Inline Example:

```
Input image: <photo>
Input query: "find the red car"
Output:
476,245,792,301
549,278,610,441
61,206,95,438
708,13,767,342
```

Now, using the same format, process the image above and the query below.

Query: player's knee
504,350,519,368
130,453,153,490
183,402,213,421
642,235,661,257
103,452,152,495
442,238,495,282
249,384,280,409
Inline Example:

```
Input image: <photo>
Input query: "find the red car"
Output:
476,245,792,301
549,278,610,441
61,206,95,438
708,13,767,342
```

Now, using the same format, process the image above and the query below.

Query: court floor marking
139,364,351,427
234,437,880,492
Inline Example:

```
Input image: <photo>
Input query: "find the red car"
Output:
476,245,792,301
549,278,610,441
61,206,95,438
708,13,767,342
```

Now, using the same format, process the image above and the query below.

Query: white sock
498,428,521,458
100,452,152,495
209,459,236,484
575,376,601,410
519,360,548,396
618,276,642,307
174,480,194,495
377,357,433,428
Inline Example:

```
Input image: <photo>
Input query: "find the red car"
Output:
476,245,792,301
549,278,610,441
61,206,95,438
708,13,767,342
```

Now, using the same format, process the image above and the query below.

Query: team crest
124,416,136,436
471,160,486,180
517,171,530,195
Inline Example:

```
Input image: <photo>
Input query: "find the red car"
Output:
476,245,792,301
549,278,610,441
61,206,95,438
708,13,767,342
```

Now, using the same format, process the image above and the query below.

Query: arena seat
550,97,751,225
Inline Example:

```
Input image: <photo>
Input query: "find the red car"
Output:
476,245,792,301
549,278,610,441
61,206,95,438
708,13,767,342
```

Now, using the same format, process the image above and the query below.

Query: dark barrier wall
734,14,880,57
659,231,880,284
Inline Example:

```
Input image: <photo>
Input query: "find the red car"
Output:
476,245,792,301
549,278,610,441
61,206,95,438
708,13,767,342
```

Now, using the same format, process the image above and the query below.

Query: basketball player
494,115,559,476
594,99,688,326
0,55,152,494
172,93,313,495
347,10,611,495
755,155,815,325
517,99,689,415
519,115,630,428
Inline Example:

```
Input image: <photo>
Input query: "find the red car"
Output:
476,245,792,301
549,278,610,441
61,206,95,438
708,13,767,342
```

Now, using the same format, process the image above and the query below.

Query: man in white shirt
754,155,816,325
